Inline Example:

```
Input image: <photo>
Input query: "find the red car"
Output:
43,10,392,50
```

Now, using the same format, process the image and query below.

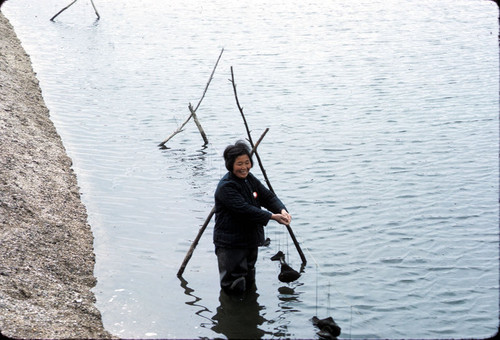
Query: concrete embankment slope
0,12,113,339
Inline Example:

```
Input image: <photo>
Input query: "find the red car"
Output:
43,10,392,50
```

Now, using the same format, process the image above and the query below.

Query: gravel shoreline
0,12,113,339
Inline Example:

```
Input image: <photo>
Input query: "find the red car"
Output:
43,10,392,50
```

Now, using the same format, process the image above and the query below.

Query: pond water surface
4,0,499,338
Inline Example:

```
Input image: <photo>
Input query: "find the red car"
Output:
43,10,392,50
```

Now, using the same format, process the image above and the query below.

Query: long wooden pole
193,48,224,112
229,67,307,265
177,128,270,278
176,207,215,278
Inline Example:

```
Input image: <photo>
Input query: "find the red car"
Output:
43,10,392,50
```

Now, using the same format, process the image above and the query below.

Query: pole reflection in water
211,287,271,339
178,277,215,326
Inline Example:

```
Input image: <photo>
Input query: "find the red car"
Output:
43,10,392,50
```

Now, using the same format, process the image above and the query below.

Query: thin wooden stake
90,0,100,20
194,48,224,112
50,0,77,21
188,103,209,146
249,129,269,157
159,48,224,147
229,67,307,265
177,128,269,278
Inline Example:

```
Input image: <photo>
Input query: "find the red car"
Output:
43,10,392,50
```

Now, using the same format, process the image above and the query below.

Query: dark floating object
271,251,301,283
316,329,336,340
312,316,341,339
278,262,301,283
261,237,271,247
277,286,295,295
271,250,285,261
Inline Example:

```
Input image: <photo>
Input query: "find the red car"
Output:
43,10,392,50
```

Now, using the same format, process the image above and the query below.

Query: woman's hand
271,210,292,225
281,209,292,224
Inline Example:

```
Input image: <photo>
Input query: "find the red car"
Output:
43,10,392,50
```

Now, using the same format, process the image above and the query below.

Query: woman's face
232,154,252,179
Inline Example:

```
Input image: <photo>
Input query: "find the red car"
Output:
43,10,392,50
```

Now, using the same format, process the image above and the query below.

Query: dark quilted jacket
214,172,286,248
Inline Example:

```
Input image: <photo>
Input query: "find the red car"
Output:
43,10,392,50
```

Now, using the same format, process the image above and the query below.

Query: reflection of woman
212,287,269,339
214,141,291,295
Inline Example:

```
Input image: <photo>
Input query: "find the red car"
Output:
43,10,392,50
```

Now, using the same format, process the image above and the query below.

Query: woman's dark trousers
216,247,258,294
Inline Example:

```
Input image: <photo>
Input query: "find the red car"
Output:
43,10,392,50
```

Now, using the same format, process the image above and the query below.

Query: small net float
271,251,301,283
312,316,341,339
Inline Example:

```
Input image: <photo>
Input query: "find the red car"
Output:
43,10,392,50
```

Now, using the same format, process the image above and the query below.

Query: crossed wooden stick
50,0,100,22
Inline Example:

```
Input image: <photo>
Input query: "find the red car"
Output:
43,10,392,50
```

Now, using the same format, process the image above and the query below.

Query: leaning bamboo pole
229,67,307,265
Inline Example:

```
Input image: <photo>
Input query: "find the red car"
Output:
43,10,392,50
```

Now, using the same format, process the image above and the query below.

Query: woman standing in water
214,141,291,295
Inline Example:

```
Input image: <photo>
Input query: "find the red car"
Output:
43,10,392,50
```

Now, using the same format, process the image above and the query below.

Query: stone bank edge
0,12,114,339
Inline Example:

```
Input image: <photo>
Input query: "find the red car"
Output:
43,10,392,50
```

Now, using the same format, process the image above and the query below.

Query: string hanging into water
304,245,401,337
285,228,290,261
305,245,360,332
315,262,319,316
